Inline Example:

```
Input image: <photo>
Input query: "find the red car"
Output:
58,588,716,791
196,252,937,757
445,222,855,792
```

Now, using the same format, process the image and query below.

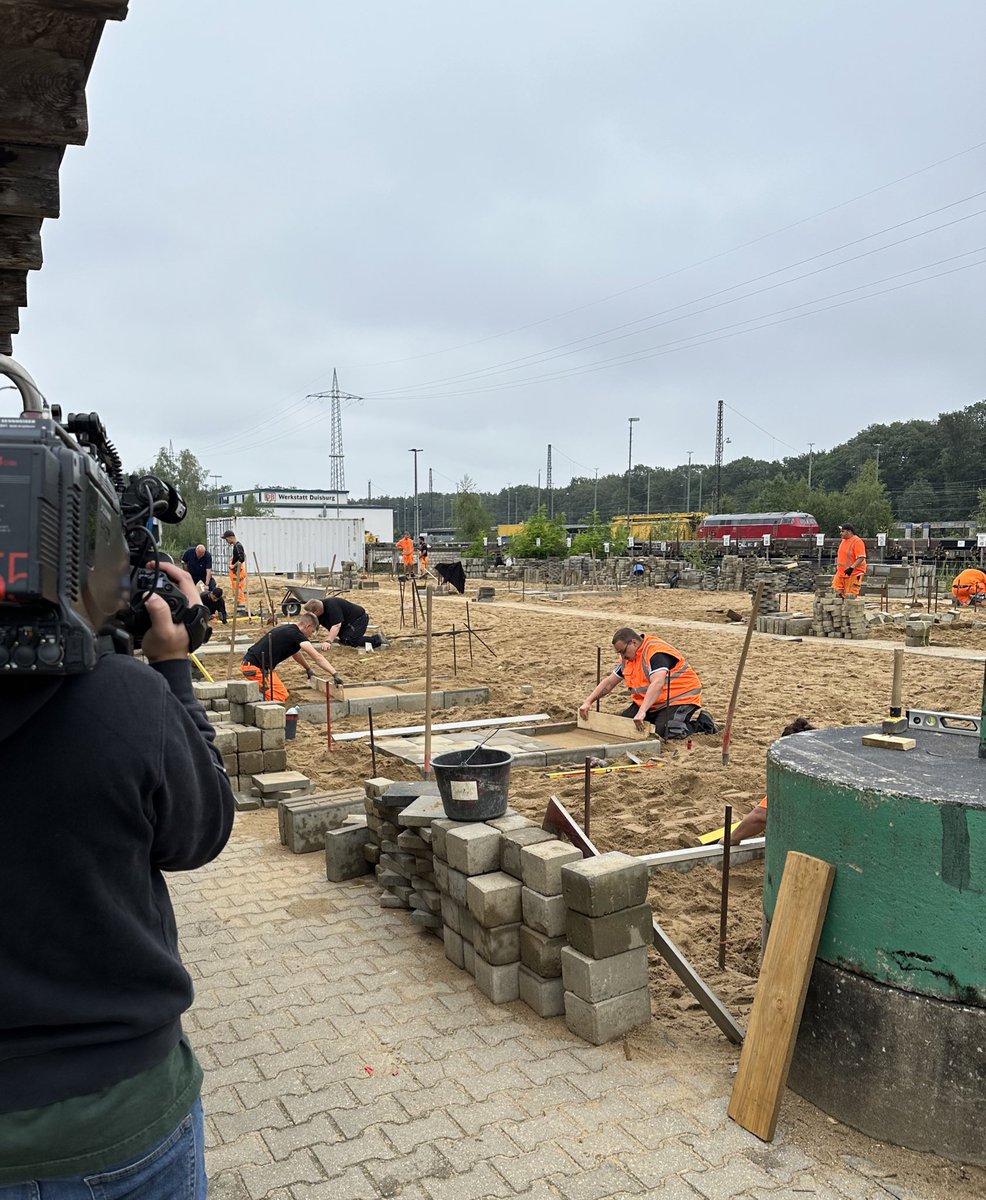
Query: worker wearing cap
832,523,867,598
223,530,248,612
951,567,986,606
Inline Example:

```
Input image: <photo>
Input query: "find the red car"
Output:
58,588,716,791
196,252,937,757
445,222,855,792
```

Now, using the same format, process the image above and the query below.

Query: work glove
843,568,853,577
305,667,314,680
333,673,344,686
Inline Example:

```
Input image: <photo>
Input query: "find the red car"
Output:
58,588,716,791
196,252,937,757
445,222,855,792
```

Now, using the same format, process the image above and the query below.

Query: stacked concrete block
325,816,372,882
812,591,870,639
750,566,784,614
250,771,312,808
755,613,814,636
190,679,292,800
278,788,365,853
560,853,653,1044
398,794,447,936
515,838,581,1017
364,780,440,913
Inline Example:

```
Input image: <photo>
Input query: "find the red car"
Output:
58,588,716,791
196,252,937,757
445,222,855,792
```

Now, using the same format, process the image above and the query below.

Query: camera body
0,356,210,675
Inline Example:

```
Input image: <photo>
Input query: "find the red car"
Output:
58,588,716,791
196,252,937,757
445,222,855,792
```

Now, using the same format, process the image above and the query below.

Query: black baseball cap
839,523,855,533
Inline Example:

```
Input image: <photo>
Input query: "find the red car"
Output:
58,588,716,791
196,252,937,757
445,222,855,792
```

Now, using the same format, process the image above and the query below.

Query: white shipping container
206,516,365,575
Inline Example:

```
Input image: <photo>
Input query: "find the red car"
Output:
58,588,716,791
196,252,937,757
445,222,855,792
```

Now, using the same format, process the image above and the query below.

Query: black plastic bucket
431,747,512,821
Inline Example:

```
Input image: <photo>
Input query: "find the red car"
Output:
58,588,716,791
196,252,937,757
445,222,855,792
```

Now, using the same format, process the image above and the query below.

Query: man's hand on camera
141,561,200,662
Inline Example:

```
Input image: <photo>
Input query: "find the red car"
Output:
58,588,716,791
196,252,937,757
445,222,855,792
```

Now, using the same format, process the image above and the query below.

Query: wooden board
728,851,835,1141
861,733,915,751
577,709,652,740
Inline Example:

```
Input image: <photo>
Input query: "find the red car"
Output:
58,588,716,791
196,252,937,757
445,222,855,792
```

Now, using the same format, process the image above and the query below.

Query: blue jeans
0,1098,205,1200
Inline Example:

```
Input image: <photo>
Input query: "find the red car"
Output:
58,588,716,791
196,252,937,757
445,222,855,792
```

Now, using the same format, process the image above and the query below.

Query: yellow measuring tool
699,822,739,845
544,762,663,779
189,652,213,682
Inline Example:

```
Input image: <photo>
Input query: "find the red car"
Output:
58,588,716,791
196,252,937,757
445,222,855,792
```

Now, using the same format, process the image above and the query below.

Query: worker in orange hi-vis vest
578,626,717,740
832,523,867,597
395,531,415,576
223,530,248,612
951,567,986,606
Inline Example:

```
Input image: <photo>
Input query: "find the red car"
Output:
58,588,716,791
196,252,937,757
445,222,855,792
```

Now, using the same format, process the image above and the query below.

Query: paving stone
499,826,555,878
485,812,529,833
250,701,287,730
566,903,653,959
518,964,566,1017
430,817,464,861
364,776,395,798
433,858,449,892
226,679,261,703
398,793,448,826
564,987,652,1044
324,824,373,882
443,926,465,968
473,921,521,966
521,885,568,937
446,824,502,875
459,908,475,944
561,851,649,917
462,939,476,977
560,944,649,1002
519,925,567,978
466,871,523,927
519,839,583,895
446,865,468,905
473,957,520,1004
440,894,460,933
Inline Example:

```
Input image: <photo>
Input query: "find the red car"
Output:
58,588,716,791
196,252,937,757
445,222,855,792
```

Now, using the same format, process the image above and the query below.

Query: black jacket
0,654,234,1112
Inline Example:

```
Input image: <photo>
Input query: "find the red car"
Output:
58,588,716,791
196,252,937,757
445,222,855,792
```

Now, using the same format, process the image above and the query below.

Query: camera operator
0,560,234,1194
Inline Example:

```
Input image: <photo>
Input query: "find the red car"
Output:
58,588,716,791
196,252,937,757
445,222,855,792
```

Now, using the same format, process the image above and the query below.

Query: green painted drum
766,724,986,1004
766,724,986,1164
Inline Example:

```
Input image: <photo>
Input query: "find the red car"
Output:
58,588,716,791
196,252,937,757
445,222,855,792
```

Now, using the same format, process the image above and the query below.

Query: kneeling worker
951,567,986,606
578,626,716,739
304,597,385,649
241,613,342,702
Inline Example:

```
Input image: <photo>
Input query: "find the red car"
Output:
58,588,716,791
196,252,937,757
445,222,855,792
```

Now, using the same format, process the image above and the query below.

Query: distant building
219,487,394,543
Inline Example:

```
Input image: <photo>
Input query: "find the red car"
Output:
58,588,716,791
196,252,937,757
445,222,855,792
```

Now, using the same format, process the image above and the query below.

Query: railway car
695,511,819,541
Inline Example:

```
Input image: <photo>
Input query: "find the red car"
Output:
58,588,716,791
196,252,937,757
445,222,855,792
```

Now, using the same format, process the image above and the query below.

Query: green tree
508,507,569,559
571,510,614,557
975,488,986,530
141,446,220,553
897,478,938,523
840,462,893,537
453,475,494,552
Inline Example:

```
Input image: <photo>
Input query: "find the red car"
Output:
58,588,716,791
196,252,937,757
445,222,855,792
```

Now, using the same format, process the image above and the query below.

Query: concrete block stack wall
718,554,744,590
749,566,784,614
363,780,443,922
812,592,870,639
560,853,653,1044
396,801,442,935
755,613,814,636
193,681,288,793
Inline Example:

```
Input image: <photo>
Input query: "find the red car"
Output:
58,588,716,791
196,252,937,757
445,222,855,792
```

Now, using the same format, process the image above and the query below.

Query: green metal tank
765,724,985,1164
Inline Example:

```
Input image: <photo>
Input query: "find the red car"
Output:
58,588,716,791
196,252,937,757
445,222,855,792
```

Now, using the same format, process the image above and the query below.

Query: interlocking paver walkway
170,811,953,1200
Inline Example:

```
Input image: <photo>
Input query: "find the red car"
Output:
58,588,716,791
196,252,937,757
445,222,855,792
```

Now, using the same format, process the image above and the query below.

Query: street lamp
409,448,423,539
626,418,639,538
685,450,694,510
695,469,704,512
807,442,815,490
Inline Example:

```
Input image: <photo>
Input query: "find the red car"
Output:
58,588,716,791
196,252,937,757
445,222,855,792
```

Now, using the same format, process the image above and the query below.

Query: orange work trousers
832,568,863,598
229,562,247,607
240,662,288,703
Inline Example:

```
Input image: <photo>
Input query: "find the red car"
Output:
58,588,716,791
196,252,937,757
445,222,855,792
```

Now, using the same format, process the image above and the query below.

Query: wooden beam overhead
0,306,21,335
0,333,12,356
0,270,29,307
0,142,62,218
2,1,129,19
0,218,44,272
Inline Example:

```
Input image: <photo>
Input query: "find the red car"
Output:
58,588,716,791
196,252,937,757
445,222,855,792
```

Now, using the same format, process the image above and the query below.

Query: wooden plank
0,142,62,217
577,708,652,740
8,1,130,18
861,733,915,751
334,712,551,743
0,305,20,335
728,851,835,1141
0,269,28,306
652,917,745,1044
0,217,43,271
0,12,96,147
638,838,764,869
0,333,12,356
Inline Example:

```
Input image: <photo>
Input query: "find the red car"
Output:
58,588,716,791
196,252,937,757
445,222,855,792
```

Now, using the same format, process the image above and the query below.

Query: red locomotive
695,511,820,541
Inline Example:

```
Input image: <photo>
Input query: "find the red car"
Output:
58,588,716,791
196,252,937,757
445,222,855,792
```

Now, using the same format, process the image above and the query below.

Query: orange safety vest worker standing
396,532,415,574
578,627,713,740
951,567,986,606
832,523,867,597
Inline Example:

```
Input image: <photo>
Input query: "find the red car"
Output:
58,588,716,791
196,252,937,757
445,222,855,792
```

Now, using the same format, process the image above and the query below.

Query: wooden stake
595,646,602,712
583,757,592,838
466,601,474,664
368,707,376,777
721,581,764,767
451,623,457,675
325,675,332,750
728,851,835,1140
718,803,732,969
890,647,904,719
225,599,239,681
252,553,277,624
424,586,434,775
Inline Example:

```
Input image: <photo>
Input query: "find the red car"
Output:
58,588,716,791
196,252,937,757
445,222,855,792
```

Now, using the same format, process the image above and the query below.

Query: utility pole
210,473,222,503
874,443,882,481
593,468,599,517
409,448,423,539
696,469,703,512
546,444,553,518
626,417,639,537
537,469,541,512
685,450,694,511
367,480,371,501
646,470,651,515
712,399,724,515
307,369,363,515
428,467,433,530
807,442,815,490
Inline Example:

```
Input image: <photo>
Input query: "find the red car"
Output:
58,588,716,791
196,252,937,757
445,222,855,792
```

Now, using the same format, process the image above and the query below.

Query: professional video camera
0,355,211,674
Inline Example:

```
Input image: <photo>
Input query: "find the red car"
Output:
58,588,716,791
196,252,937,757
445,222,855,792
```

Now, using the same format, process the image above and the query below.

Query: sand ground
206,575,986,1199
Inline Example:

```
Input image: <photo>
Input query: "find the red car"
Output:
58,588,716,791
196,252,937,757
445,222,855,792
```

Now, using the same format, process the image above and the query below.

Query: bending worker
724,718,815,844
180,543,214,590
241,613,342,702
578,626,716,740
832,522,867,597
951,567,986,606
304,596,385,649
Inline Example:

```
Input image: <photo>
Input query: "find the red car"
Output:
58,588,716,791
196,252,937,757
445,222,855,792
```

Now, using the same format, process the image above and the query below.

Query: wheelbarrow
279,583,332,616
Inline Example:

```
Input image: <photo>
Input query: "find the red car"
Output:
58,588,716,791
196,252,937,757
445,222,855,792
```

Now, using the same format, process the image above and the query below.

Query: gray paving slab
171,811,970,1200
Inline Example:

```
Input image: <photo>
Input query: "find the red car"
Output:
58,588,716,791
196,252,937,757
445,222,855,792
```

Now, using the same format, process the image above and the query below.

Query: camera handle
0,354,48,415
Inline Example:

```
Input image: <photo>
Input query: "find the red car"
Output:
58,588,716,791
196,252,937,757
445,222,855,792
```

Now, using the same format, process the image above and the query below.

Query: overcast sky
12,1,986,500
